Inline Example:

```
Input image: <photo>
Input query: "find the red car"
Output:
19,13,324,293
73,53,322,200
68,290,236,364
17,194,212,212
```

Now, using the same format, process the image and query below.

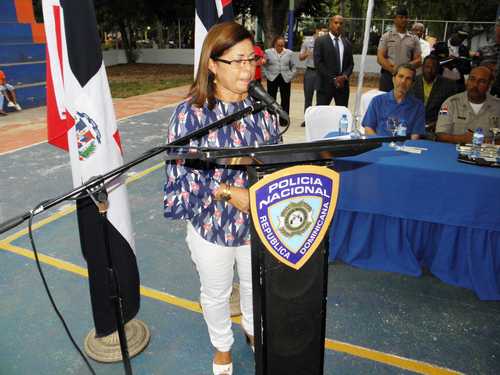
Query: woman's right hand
228,186,250,213
215,183,250,213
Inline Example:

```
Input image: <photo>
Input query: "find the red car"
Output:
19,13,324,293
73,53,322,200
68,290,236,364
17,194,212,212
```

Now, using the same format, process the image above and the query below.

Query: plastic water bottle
472,128,484,159
339,114,349,136
396,123,407,149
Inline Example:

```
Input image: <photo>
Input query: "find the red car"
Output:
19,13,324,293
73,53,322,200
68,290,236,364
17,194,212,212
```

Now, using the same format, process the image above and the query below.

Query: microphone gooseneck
248,80,290,123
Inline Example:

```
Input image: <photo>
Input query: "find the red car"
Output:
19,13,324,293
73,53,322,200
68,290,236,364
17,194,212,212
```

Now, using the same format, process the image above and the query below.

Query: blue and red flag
194,0,234,75
42,0,140,337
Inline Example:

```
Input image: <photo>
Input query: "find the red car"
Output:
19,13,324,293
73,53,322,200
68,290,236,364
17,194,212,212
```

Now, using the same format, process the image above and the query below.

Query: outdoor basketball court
1,99,499,374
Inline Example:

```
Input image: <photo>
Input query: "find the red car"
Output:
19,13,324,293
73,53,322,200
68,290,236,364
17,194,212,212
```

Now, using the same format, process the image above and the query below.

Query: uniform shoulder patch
439,104,449,116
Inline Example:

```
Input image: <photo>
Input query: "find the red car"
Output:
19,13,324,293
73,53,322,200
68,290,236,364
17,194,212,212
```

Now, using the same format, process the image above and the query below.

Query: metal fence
102,17,497,54
297,17,497,53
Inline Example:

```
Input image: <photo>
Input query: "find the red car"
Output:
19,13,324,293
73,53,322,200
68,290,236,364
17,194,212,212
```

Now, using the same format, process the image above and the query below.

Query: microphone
248,80,290,123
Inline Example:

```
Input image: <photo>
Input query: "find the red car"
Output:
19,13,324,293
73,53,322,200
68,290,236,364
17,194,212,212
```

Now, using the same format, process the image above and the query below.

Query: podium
204,137,392,375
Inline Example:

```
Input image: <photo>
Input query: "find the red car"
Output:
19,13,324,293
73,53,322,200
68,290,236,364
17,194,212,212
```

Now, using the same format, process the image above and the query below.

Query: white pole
352,0,375,136
178,19,181,48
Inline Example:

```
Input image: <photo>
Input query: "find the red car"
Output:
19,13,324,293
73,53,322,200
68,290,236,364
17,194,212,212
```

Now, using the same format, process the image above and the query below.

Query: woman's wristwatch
218,184,232,201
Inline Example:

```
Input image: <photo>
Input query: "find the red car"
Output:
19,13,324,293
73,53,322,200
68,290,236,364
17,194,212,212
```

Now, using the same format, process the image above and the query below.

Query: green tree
259,0,331,47
95,0,148,62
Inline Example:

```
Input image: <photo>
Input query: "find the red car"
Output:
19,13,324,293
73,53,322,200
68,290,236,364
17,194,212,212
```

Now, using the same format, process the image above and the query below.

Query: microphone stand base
84,319,150,363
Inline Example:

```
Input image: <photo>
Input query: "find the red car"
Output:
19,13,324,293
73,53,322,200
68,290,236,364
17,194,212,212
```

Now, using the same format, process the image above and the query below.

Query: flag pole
352,0,375,135
87,185,132,375
87,186,133,374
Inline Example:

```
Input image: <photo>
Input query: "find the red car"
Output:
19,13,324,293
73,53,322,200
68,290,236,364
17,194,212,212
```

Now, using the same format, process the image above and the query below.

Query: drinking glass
386,117,397,147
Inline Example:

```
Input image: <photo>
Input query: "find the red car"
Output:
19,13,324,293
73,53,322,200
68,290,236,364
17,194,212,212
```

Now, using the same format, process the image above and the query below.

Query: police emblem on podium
250,165,340,270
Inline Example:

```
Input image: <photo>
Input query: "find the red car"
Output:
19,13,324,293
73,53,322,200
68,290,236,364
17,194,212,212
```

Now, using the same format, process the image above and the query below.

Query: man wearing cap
448,29,469,59
435,66,500,144
445,28,471,90
377,7,422,92
475,16,500,98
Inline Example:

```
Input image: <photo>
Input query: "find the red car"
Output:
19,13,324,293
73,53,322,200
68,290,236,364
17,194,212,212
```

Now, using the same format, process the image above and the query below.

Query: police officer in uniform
436,66,500,144
377,7,422,92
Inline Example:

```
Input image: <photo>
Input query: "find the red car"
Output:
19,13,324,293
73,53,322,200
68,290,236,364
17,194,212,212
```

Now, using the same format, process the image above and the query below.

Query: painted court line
0,140,48,156
0,102,179,157
0,164,462,375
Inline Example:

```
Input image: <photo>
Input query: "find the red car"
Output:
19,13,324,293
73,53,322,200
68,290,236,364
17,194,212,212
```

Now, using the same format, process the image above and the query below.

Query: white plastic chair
360,89,384,120
304,105,353,141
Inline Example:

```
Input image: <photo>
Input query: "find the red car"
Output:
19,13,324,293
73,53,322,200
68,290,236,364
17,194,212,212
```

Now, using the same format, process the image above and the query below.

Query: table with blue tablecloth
328,140,500,300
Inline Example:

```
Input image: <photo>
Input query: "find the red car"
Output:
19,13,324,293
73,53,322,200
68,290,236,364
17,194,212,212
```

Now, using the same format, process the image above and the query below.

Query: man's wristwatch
218,184,232,201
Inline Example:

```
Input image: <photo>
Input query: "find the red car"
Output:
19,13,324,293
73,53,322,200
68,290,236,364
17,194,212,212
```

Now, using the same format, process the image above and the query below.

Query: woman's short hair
189,21,253,109
272,35,285,48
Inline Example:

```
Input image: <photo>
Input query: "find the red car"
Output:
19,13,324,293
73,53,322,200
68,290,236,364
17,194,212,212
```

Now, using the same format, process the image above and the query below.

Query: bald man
313,15,354,106
436,66,500,143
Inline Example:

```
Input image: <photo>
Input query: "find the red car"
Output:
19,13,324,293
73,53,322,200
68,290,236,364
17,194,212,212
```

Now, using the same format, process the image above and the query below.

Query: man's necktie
334,37,341,73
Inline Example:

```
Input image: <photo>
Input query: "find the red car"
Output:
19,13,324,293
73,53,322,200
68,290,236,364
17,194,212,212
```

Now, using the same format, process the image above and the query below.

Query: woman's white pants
186,222,253,352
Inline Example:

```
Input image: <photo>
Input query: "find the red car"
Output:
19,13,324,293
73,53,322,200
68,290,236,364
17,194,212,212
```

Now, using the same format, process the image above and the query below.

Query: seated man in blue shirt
363,63,425,139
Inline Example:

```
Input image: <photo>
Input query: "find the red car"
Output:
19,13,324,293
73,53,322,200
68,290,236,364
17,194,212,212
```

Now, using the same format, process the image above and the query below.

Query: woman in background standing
263,36,297,126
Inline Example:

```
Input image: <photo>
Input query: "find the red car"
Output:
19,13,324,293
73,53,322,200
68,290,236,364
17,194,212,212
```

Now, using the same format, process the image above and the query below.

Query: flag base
84,319,150,363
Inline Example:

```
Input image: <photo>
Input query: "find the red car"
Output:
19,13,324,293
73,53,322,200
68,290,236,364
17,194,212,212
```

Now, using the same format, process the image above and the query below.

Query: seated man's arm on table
435,98,472,144
436,132,472,144
361,99,379,135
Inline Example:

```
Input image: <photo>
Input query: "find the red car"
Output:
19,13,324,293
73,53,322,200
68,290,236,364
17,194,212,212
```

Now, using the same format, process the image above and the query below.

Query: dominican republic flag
42,0,140,337
194,0,234,75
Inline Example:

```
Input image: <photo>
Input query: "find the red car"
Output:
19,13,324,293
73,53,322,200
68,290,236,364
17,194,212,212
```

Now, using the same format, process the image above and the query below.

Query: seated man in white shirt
411,23,431,59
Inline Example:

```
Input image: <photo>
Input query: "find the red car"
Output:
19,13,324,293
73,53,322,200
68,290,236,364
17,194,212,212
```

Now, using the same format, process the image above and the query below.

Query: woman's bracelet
218,184,232,201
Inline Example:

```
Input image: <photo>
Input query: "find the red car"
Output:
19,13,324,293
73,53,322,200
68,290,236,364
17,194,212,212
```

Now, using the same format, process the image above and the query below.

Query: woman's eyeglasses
214,56,261,68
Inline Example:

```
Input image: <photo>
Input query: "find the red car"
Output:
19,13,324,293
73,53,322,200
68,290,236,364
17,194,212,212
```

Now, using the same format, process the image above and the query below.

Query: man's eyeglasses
214,56,262,68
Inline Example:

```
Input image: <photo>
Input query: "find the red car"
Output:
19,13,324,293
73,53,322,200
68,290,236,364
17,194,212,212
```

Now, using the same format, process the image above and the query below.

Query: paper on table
397,146,424,154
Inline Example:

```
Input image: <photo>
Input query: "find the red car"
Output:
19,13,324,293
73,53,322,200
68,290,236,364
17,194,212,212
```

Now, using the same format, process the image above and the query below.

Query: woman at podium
164,21,280,375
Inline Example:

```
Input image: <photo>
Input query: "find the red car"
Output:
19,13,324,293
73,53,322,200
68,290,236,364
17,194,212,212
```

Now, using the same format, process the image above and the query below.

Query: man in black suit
409,54,458,131
313,15,354,106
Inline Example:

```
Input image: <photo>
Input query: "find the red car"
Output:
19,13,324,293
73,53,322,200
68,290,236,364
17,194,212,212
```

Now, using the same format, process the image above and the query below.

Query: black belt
306,67,316,70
